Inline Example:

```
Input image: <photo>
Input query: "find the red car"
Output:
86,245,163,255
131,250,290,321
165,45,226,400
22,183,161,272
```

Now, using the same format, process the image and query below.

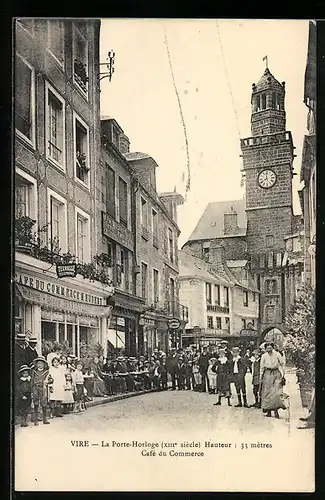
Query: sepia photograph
13,18,315,492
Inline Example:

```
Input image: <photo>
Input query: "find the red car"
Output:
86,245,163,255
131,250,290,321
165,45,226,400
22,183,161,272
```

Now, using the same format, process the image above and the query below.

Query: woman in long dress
260,342,286,418
213,348,232,407
88,356,108,397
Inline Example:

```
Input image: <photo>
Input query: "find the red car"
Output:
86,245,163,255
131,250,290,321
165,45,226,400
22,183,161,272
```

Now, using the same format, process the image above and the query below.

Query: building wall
179,279,205,329
232,286,259,334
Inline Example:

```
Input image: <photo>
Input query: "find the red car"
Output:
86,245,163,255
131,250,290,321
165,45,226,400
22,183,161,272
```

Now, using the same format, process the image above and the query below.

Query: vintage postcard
13,18,315,492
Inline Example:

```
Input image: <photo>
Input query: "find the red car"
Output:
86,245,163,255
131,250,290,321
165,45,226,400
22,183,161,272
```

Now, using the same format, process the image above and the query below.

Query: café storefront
14,253,114,357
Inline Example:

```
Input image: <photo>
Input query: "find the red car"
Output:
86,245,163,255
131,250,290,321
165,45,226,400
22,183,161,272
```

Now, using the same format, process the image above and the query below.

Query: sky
100,19,310,247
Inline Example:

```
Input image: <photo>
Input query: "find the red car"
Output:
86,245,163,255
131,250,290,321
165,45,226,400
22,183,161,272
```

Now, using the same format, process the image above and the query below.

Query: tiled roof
253,68,284,93
188,199,247,241
178,250,232,285
124,152,151,161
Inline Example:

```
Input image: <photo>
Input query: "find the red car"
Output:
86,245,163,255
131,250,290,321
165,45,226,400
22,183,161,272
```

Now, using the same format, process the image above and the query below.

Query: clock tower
240,66,296,335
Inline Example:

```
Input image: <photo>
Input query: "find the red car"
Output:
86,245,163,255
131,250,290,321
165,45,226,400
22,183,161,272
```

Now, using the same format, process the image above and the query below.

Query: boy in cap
250,349,261,408
30,356,51,425
16,365,32,427
230,347,249,408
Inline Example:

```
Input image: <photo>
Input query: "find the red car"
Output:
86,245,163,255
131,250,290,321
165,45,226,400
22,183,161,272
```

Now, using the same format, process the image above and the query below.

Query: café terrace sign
15,272,105,306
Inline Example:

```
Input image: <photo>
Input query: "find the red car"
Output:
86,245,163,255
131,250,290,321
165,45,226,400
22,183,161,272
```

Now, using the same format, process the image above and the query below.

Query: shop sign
168,318,181,330
102,211,134,251
56,263,77,278
192,326,201,335
15,271,105,306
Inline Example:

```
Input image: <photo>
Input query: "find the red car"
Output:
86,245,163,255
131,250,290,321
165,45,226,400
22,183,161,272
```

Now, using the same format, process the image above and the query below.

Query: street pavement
14,372,314,492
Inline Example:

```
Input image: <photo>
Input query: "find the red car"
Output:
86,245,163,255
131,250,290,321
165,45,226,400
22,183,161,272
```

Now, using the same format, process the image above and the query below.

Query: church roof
187,199,247,242
253,67,284,93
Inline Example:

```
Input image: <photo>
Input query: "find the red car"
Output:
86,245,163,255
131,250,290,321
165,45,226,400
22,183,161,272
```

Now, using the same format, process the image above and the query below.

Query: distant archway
260,327,285,350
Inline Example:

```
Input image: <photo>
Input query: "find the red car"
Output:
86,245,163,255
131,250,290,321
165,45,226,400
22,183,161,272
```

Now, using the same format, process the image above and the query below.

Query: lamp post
99,50,115,83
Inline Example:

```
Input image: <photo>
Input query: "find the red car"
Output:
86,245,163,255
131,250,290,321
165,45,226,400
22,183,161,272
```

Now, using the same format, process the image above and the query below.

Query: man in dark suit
230,347,249,407
25,335,39,367
15,333,29,373
198,346,210,392
167,348,179,390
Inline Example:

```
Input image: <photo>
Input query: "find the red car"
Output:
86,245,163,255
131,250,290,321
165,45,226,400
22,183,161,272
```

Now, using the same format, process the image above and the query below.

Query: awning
15,284,112,318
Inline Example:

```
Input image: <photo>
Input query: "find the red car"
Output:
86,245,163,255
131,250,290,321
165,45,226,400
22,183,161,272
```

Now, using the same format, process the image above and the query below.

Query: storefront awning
15,283,112,318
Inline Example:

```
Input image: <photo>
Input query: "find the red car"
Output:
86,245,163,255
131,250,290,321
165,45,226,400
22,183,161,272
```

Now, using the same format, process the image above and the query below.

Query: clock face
258,169,277,189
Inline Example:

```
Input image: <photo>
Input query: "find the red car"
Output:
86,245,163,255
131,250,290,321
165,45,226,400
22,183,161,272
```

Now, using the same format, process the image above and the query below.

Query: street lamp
99,50,115,83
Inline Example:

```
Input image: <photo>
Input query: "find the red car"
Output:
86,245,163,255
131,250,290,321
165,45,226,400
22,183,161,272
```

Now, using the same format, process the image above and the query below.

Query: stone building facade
14,19,114,357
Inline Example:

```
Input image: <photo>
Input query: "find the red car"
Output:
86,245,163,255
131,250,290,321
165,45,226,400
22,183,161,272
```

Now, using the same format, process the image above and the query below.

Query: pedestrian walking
259,342,286,418
207,357,217,394
16,365,32,427
230,347,249,408
153,360,162,390
30,356,51,425
213,349,232,406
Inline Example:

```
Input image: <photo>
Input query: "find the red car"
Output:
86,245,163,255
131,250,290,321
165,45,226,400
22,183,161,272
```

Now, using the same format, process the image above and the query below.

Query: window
75,115,89,184
46,84,65,167
256,274,261,291
152,209,159,247
261,94,266,110
224,287,229,307
285,239,293,252
253,292,256,302
215,317,221,329
168,228,174,263
266,306,275,323
241,319,247,329
266,235,274,247
15,169,37,222
207,316,213,329
206,283,212,304
75,207,90,263
117,247,128,291
153,269,159,305
243,291,248,307
106,166,115,218
271,92,276,109
141,263,148,301
243,268,248,280
214,284,220,305
267,251,274,269
48,189,67,253
118,177,128,227
225,317,230,330
202,247,209,259
293,237,301,253
48,20,64,64
15,54,35,145
265,279,278,295
73,23,88,94
259,254,265,269
141,197,148,228
276,93,282,110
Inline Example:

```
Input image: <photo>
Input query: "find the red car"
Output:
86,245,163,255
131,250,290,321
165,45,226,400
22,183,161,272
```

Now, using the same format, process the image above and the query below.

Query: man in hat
15,332,29,373
230,347,249,408
26,334,39,367
198,346,210,392
220,340,232,360
167,347,179,390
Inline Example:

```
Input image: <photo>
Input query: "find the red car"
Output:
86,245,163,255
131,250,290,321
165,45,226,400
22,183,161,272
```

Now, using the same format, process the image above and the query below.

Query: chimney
119,133,130,154
224,206,238,235
208,242,226,271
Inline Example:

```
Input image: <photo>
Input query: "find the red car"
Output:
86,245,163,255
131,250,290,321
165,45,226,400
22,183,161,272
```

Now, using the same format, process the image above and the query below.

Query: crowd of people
15,332,288,427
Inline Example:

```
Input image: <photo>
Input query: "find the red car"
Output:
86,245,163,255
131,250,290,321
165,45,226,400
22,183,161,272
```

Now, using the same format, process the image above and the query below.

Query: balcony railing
207,303,229,314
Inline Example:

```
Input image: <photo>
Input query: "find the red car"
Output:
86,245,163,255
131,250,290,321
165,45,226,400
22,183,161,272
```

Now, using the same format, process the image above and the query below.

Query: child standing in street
62,372,75,413
160,358,168,390
207,357,217,394
72,360,85,413
250,349,261,408
192,358,202,391
30,356,51,425
17,365,32,427
48,356,66,417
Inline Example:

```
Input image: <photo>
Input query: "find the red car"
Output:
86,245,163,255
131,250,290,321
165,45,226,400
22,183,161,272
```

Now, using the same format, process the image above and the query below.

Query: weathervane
263,55,268,69
99,50,115,83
